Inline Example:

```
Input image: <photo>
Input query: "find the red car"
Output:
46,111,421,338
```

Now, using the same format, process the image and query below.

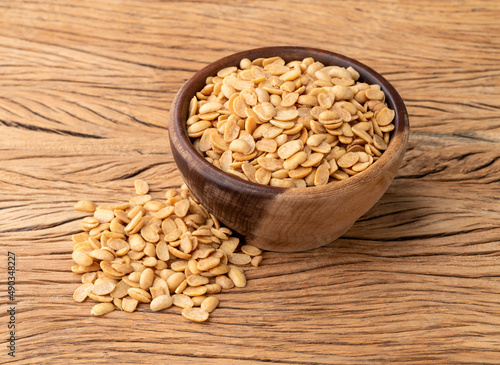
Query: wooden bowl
169,47,409,252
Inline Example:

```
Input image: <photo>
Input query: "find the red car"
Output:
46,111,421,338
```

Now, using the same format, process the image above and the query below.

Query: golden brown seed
208,263,230,276
129,234,146,252
211,228,228,241
314,164,330,186
251,255,263,267
122,276,139,289
258,157,283,171
73,283,94,302
228,267,246,288
110,280,130,299
352,161,371,172
228,253,252,265
255,167,272,185
289,166,312,179
127,206,144,219
74,200,96,213
72,250,94,267
216,275,235,290
277,140,303,160
192,295,207,307
128,271,141,282
142,256,157,267
306,134,326,147
174,199,190,218
149,286,165,300
365,88,384,100
379,125,394,134
281,92,299,107
73,241,92,251
154,206,175,219
205,283,222,294
337,152,360,168
139,268,155,290
72,232,90,243
161,219,177,236
88,248,115,261
167,272,186,293
197,256,220,271
181,307,209,322
150,295,173,312
134,179,149,195
167,245,191,260
270,178,294,188
301,153,323,168
188,120,213,137
152,277,169,292
309,141,331,154
106,238,129,255
224,120,240,142
122,296,139,313
219,237,240,255
113,297,123,310
183,286,208,296
351,125,373,144
82,216,99,231
373,133,388,150
201,296,219,313
241,245,262,256
175,279,188,294
124,211,143,234
255,138,278,153
186,259,200,276
112,262,133,275
87,292,113,303
165,228,183,242
187,275,210,287
141,225,160,243
158,269,175,282
156,241,170,261
71,263,100,274
92,277,117,295
229,139,252,154
283,151,308,171
274,107,299,121
262,126,283,139
144,200,165,212
127,287,152,303
172,293,194,308
129,194,152,206
332,169,350,180
81,272,97,284
199,102,222,114
180,233,193,254
171,260,188,272
91,303,115,316
110,219,126,235
156,260,168,270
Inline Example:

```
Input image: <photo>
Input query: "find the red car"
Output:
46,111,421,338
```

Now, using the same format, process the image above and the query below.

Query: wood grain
1,0,499,363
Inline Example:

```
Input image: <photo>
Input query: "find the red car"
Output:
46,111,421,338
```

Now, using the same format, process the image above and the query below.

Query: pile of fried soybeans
188,56,395,188
71,180,262,322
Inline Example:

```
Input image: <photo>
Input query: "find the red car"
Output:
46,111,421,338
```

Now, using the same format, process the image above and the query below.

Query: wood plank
1,0,499,363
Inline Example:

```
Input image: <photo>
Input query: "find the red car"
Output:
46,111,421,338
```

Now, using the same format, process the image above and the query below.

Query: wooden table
1,1,499,363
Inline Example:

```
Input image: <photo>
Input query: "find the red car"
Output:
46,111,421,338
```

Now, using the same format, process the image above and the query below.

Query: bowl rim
170,46,409,198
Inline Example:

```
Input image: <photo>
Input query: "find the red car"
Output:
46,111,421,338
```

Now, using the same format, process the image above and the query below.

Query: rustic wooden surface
1,1,499,363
